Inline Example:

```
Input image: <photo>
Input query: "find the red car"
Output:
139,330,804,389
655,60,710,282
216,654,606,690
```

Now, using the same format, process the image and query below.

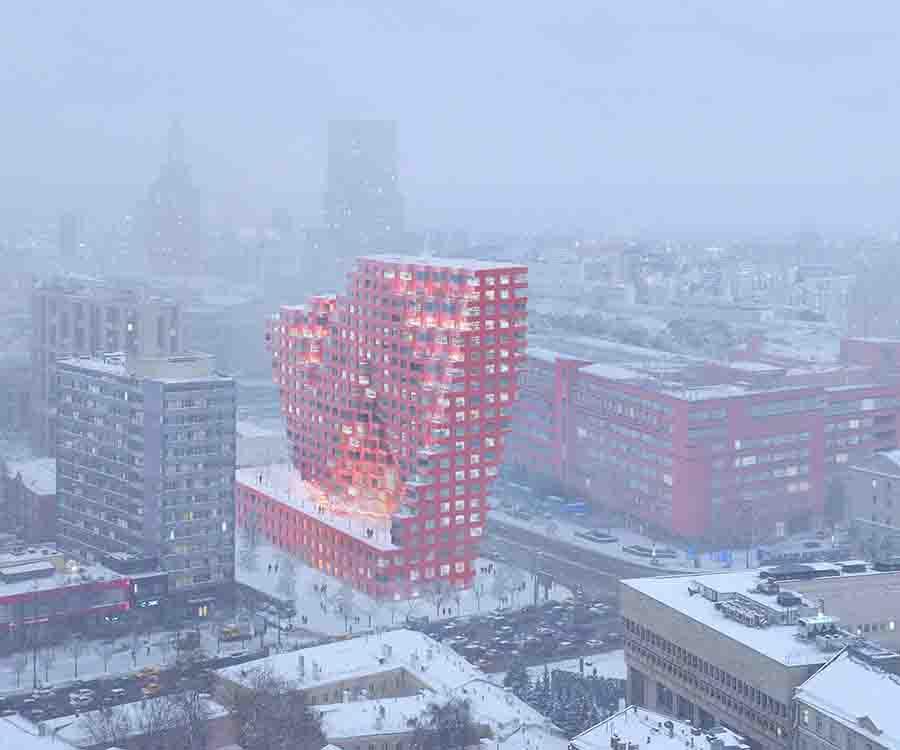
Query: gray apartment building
55,352,235,619
31,277,183,456
621,566,899,750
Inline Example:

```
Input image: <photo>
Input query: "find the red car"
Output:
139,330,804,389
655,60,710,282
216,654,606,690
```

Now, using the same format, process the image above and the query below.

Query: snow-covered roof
795,650,900,748
570,707,749,750
5,458,56,495
526,347,564,364
721,360,784,373
661,384,750,401
361,254,525,272
218,629,567,749
35,696,228,748
0,561,126,598
236,464,397,551
0,715,64,750
236,420,281,438
580,363,647,382
622,571,830,667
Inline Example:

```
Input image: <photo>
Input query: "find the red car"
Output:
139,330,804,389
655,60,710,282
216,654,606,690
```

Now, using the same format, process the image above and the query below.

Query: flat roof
571,706,749,750
5,458,56,495
236,464,398,551
360,254,525,271
580,363,647,382
622,571,829,667
0,562,126,598
36,696,228,748
796,650,900,748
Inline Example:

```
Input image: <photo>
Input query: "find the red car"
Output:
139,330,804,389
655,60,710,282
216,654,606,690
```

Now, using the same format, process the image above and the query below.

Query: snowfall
236,538,572,638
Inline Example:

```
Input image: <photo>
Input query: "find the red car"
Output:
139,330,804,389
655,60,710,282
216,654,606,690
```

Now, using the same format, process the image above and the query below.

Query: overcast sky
2,1,900,234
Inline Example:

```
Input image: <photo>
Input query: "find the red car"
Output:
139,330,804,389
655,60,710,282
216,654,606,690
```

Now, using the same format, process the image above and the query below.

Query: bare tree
12,651,28,688
333,582,355,632
39,646,56,684
220,665,325,750
405,594,421,621
129,630,142,667
424,579,453,618
452,588,463,616
65,637,86,679
472,582,485,612
491,566,513,609
387,597,402,625
276,555,297,603
94,641,117,673
157,634,174,666
78,705,133,749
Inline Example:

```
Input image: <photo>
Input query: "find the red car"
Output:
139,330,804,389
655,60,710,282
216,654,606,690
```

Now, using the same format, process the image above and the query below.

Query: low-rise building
570,705,750,750
794,649,900,750
0,550,131,652
3,457,57,543
621,567,899,750
214,628,568,750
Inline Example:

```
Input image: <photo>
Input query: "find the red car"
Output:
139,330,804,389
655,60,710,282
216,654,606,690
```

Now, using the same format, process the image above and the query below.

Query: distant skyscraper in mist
58,212,81,257
143,118,200,275
323,120,404,259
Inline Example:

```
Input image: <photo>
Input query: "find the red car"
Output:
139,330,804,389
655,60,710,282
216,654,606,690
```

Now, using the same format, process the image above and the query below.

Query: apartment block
506,342,900,541
55,352,235,619
31,277,183,455
255,255,528,597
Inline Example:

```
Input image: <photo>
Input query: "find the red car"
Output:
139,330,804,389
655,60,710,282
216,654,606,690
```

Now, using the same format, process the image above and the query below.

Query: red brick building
0,549,131,652
243,255,527,597
507,343,900,543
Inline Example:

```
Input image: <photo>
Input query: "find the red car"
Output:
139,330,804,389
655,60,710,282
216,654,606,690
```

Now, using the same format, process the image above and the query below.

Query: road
0,649,266,723
485,518,660,599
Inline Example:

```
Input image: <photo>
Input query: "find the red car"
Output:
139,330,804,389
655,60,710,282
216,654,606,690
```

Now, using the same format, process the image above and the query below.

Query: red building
245,255,528,597
507,342,900,543
0,549,131,653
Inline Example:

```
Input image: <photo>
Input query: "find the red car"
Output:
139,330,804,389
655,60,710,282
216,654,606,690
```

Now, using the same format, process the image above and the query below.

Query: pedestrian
268,563,272,574
275,563,279,573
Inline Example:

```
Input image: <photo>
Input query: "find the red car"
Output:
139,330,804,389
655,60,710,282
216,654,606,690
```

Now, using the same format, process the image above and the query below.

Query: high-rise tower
143,117,200,275
324,120,404,260
243,255,528,598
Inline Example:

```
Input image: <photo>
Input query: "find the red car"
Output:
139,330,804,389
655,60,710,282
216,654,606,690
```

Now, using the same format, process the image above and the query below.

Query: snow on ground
0,623,252,693
525,650,626,681
237,539,572,638
489,649,627,686
489,506,758,573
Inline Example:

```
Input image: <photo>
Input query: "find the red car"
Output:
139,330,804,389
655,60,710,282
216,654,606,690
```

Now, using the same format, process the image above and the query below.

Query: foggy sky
3,1,900,234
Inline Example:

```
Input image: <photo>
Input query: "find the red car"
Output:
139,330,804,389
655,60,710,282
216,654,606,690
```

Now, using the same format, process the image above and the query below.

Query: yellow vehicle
220,623,243,641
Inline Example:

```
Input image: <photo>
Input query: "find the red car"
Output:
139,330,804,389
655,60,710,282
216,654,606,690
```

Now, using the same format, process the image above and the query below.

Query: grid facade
55,356,236,604
264,255,527,596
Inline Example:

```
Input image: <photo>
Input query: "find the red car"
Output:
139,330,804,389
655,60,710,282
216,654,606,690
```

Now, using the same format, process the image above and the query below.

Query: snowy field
237,539,572,637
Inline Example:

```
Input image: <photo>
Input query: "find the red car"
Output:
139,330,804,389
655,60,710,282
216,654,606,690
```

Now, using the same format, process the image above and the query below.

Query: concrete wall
621,582,818,750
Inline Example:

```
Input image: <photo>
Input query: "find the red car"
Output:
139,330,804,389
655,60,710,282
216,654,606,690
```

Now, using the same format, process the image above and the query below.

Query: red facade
507,346,900,542
261,255,528,597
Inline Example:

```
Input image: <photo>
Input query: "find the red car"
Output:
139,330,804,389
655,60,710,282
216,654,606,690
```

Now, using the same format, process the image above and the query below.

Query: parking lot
409,596,622,673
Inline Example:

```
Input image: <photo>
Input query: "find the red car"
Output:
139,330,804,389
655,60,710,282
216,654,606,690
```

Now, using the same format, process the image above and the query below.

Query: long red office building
240,255,527,598
507,338,900,542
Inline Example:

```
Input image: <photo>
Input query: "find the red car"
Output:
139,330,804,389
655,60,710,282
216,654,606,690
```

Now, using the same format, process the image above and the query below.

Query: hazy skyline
3,1,900,234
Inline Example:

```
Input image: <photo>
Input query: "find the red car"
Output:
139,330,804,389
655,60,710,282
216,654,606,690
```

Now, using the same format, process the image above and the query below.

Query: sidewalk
237,540,573,638
488,506,758,574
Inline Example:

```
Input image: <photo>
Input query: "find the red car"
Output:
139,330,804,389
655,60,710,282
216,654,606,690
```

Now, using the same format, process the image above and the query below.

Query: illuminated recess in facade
252,255,528,596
